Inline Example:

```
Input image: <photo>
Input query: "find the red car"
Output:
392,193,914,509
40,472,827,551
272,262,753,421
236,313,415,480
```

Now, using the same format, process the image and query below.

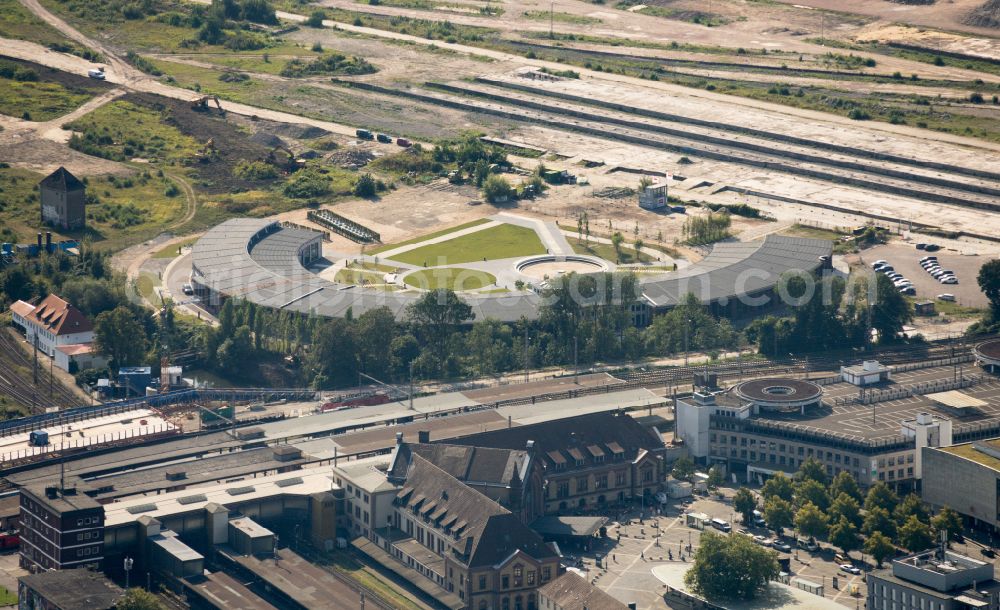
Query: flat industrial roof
19,569,124,610
104,467,337,527
185,571,276,610
153,533,204,563
741,365,1000,444
5,431,244,487
192,219,830,321
84,446,308,500
938,440,1000,471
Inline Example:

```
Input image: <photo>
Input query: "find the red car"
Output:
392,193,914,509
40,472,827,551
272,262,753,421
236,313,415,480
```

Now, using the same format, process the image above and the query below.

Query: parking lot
858,243,988,308
569,488,869,609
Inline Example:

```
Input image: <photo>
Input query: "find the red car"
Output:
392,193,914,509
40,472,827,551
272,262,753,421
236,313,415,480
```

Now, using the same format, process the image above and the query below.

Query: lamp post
124,556,133,590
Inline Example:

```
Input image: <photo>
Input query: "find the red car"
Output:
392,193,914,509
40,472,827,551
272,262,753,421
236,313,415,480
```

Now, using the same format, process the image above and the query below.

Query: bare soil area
769,0,1000,38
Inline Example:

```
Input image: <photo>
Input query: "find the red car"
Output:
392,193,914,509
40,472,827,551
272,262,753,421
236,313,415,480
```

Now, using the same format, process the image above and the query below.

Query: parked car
899,287,916,295
938,294,956,302
840,564,862,575
941,277,958,285
924,244,941,252
916,243,927,250
182,283,194,295
771,540,792,553
797,537,819,551
982,548,995,558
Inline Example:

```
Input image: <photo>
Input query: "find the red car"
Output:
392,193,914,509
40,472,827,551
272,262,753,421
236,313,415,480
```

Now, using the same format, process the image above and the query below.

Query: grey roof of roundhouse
640,235,832,308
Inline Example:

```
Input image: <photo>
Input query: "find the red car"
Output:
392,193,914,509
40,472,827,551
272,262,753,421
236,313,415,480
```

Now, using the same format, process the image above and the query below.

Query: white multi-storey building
10,295,96,364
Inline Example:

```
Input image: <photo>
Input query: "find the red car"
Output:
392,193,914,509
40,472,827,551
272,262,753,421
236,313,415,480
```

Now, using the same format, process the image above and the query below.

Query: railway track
0,330,84,413
613,337,980,388
333,80,1000,215
430,80,1000,209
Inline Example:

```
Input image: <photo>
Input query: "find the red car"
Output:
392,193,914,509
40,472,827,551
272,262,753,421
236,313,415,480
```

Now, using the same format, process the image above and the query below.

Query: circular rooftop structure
515,255,610,281
735,378,823,412
975,339,1000,371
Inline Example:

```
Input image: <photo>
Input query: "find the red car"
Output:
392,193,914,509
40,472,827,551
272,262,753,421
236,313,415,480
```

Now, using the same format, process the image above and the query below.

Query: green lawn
66,99,202,165
0,585,15,605
404,267,497,290
151,237,199,259
0,0,95,56
907,296,984,318
523,10,601,24
568,236,654,264
367,219,491,254
0,166,186,252
779,223,846,241
136,273,163,306
172,51,318,76
0,76,94,122
388,223,545,265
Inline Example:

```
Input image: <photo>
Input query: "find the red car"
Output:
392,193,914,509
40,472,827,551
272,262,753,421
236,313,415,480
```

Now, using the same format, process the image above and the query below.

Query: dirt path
163,171,198,230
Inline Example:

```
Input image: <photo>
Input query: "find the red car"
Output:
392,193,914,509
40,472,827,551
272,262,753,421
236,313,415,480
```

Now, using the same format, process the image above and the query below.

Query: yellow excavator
265,146,305,172
190,95,223,112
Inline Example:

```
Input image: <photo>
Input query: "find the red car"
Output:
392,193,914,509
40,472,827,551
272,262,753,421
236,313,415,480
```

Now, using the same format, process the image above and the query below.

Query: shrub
224,32,269,51
481,174,512,203
306,10,327,27
970,92,985,104
279,54,377,77
164,183,180,197
283,169,331,198
126,51,162,76
234,160,279,181
353,173,377,198
848,108,870,120
218,71,250,82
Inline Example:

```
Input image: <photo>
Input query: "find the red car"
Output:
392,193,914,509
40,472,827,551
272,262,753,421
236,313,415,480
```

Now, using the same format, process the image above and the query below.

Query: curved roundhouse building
191,218,831,323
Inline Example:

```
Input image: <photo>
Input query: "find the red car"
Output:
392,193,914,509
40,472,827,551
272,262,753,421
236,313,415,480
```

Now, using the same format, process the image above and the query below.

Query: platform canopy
927,390,987,410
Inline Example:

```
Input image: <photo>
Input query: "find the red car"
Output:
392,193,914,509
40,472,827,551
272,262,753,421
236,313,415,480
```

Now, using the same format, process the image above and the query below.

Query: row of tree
731,458,961,568
0,253,919,390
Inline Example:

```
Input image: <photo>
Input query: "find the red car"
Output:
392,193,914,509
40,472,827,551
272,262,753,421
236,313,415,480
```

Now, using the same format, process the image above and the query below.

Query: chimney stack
45,232,52,252
395,432,403,445
37,233,42,251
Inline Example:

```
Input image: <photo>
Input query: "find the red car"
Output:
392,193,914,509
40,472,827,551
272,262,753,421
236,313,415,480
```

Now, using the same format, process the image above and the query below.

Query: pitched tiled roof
39,166,85,192
393,453,556,568
10,300,35,318
445,411,663,470
538,572,629,610
27,294,92,336
408,443,526,486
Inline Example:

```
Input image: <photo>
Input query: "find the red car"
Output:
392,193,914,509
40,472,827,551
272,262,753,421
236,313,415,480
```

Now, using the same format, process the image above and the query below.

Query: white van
87,68,105,80
710,518,731,533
